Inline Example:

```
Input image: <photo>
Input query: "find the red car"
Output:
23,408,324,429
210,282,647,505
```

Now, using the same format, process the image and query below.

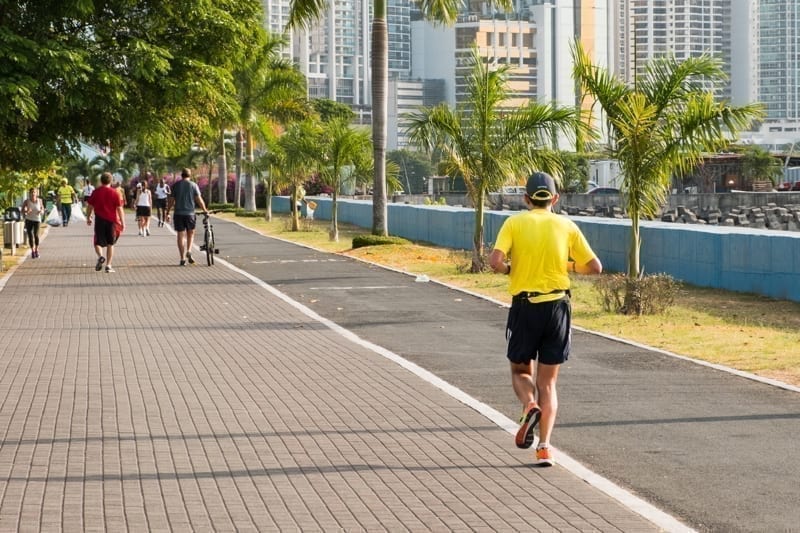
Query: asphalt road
209,216,800,533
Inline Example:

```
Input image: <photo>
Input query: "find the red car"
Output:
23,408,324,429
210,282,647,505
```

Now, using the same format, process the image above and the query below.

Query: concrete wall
274,197,800,302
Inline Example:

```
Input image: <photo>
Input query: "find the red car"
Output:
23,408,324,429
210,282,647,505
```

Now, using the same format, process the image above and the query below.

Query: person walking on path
85,172,126,273
165,168,208,266
20,188,44,258
134,181,153,236
81,179,95,212
489,171,602,466
57,178,77,227
154,177,170,227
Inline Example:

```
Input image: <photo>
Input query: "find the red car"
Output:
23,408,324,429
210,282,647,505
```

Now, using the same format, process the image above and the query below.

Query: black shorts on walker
172,214,196,232
135,206,151,217
505,296,571,365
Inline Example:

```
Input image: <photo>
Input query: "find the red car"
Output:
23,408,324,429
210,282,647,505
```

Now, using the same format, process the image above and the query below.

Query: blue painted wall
275,197,800,302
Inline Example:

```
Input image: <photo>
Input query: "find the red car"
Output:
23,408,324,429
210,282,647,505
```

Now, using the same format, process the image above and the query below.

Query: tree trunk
234,129,243,208
206,160,214,205
471,192,486,273
370,7,388,236
624,217,643,314
265,173,273,221
330,189,339,242
244,130,256,212
290,184,300,231
218,129,228,204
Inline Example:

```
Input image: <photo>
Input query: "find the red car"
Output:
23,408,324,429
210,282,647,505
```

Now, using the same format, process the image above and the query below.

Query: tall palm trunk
244,130,256,212
206,160,214,205
218,129,228,204
371,2,388,236
471,191,486,272
330,189,339,242
234,129,244,208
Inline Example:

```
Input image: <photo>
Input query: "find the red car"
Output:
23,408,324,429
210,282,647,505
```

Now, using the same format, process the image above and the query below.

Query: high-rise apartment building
617,0,731,100
758,0,800,123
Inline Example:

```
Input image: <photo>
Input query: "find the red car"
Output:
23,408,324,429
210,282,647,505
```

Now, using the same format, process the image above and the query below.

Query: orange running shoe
515,401,540,449
535,446,554,467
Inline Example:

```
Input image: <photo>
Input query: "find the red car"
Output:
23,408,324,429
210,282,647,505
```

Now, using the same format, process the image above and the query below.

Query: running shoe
186,252,195,264
145,228,150,236
95,256,106,271
105,265,115,273
179,259,186,266
535,446,554,467
515,401,541,449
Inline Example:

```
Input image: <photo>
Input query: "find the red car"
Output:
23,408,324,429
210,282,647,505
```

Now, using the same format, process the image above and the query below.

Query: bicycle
197,211,219,265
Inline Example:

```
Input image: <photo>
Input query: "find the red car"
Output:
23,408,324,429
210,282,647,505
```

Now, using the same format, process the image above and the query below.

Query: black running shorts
173,214,196,232
94,217,120,247
505,296,571,365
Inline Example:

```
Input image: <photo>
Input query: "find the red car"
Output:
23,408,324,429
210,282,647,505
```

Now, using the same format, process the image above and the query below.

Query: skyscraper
618,0,731,100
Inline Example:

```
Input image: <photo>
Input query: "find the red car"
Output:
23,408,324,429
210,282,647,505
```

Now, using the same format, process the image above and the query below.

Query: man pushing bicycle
165,168,208,266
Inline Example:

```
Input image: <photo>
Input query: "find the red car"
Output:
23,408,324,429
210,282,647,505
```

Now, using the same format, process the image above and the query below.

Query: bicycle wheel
206,228,215,265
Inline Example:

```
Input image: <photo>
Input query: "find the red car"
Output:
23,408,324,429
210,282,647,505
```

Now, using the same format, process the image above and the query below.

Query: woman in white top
134,181,153,236
20,188,44,258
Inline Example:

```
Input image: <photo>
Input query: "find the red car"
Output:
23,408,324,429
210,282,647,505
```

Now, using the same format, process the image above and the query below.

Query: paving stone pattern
0,217,659,531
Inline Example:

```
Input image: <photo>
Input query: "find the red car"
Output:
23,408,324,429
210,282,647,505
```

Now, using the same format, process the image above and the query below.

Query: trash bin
3,221,24,252
3,207,20,222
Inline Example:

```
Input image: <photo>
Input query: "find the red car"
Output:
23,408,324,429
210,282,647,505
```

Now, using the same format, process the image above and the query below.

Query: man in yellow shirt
57,178,77,227
490,171,602,466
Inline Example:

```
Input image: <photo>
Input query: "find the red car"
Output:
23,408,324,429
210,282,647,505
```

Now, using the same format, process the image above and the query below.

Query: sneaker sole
95,257,105,271
515,405,541,449
535,458,554,467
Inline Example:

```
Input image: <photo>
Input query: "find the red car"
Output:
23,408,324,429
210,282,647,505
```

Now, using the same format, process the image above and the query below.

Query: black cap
526,171,557,200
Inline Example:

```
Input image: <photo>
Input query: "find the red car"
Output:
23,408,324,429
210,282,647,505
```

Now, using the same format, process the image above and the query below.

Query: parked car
587,187,620,195
777,182,792,191
793,182,800,191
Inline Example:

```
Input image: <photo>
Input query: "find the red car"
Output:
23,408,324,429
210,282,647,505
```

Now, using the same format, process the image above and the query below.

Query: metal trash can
3,221,24,251
3,207,21,222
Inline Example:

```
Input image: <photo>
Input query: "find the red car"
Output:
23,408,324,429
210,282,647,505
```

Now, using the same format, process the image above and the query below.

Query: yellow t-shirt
493,209,597,301
58,185,75,204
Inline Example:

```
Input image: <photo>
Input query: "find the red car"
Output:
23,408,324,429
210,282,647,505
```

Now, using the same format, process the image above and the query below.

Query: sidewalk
0,215,673,531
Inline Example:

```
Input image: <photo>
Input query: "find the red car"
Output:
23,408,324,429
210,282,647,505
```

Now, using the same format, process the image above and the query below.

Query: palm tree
233,33,307,212
287,0,512,237
90,152,134,183
65,156,94,185
740,146,783,187
319,118,372,241
406,47,582,272
572,42,763,312
278,120,323,231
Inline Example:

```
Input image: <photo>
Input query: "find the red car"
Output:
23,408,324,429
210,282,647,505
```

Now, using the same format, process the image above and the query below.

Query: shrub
235,210,266,218
594,273,679,315
209,203,236,213
352,234,411,249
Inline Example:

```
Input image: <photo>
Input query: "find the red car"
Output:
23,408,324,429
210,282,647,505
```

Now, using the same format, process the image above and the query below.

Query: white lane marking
251,259,346,264
308,285,408,291
214,253,695,533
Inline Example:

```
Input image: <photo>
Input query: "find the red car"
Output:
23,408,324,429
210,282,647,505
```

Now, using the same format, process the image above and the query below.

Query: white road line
308,285,408,290
251,258,346,264
215,253,696,533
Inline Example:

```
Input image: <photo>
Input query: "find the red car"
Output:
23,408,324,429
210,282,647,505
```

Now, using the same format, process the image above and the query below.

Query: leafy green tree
65,156,95,186
288,0,512,237
277,120,323,231
0,0,264,174
387,150,434,194
232,32,308,212
572,42,763,312
561,152,590,193
90,153,135,183
740,146,783,187
319,119,372,241
312,99,356,123
406,47,581,272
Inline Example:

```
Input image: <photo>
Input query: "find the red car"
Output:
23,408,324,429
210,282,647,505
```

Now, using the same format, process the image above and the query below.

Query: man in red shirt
85,172,126,273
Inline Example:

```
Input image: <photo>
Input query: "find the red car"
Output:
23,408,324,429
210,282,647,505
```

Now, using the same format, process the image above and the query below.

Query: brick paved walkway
0,216,665,531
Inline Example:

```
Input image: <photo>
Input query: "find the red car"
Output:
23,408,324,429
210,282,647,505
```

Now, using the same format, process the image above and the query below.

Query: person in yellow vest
57,178,77,227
